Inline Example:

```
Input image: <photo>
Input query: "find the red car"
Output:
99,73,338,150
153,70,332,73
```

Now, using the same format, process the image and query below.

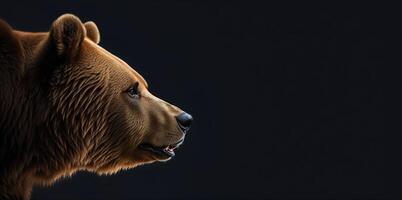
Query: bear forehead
82,38,148,88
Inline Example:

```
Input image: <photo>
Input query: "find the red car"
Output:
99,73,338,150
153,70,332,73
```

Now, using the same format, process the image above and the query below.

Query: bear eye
127,82,140,98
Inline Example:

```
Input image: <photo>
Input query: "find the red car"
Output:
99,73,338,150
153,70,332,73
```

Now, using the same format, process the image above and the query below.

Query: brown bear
0,14,192,200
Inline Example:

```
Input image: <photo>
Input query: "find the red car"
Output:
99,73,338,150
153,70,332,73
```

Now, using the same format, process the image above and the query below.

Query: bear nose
176,112,193,132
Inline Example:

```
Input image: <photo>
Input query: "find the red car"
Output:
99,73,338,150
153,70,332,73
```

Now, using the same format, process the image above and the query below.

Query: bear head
0,14,192,199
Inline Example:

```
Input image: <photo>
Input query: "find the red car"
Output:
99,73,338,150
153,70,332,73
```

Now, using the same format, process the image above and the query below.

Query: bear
0,14,193,200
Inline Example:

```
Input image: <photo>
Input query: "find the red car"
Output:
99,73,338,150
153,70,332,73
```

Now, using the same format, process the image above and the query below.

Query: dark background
2,1,402,199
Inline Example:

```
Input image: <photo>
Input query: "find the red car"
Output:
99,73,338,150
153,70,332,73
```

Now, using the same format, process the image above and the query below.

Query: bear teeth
165,146,176,152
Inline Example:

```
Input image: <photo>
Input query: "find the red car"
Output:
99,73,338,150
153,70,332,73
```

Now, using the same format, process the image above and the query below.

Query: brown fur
0,14,188,200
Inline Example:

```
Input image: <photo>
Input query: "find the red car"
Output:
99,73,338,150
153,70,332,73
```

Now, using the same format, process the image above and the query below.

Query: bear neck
0,31,113,200
0,84,45,200
0,171,34,200
0,32,78,200
0,79,34,200
0,77,87,200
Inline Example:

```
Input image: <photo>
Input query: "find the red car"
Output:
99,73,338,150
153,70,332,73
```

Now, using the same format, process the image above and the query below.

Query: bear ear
49,14,86,58
84,21,100,44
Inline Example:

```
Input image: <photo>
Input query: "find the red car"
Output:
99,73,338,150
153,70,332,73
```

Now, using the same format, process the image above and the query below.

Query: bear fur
0,14,190,200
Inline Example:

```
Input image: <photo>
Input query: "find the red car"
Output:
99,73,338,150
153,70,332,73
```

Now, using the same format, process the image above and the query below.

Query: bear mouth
139,139,184,158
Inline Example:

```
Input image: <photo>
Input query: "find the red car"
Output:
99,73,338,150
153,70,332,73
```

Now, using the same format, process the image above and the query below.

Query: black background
2,1,402,199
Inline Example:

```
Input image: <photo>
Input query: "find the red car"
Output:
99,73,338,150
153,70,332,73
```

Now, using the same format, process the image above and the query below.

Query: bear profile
0,14,192,200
